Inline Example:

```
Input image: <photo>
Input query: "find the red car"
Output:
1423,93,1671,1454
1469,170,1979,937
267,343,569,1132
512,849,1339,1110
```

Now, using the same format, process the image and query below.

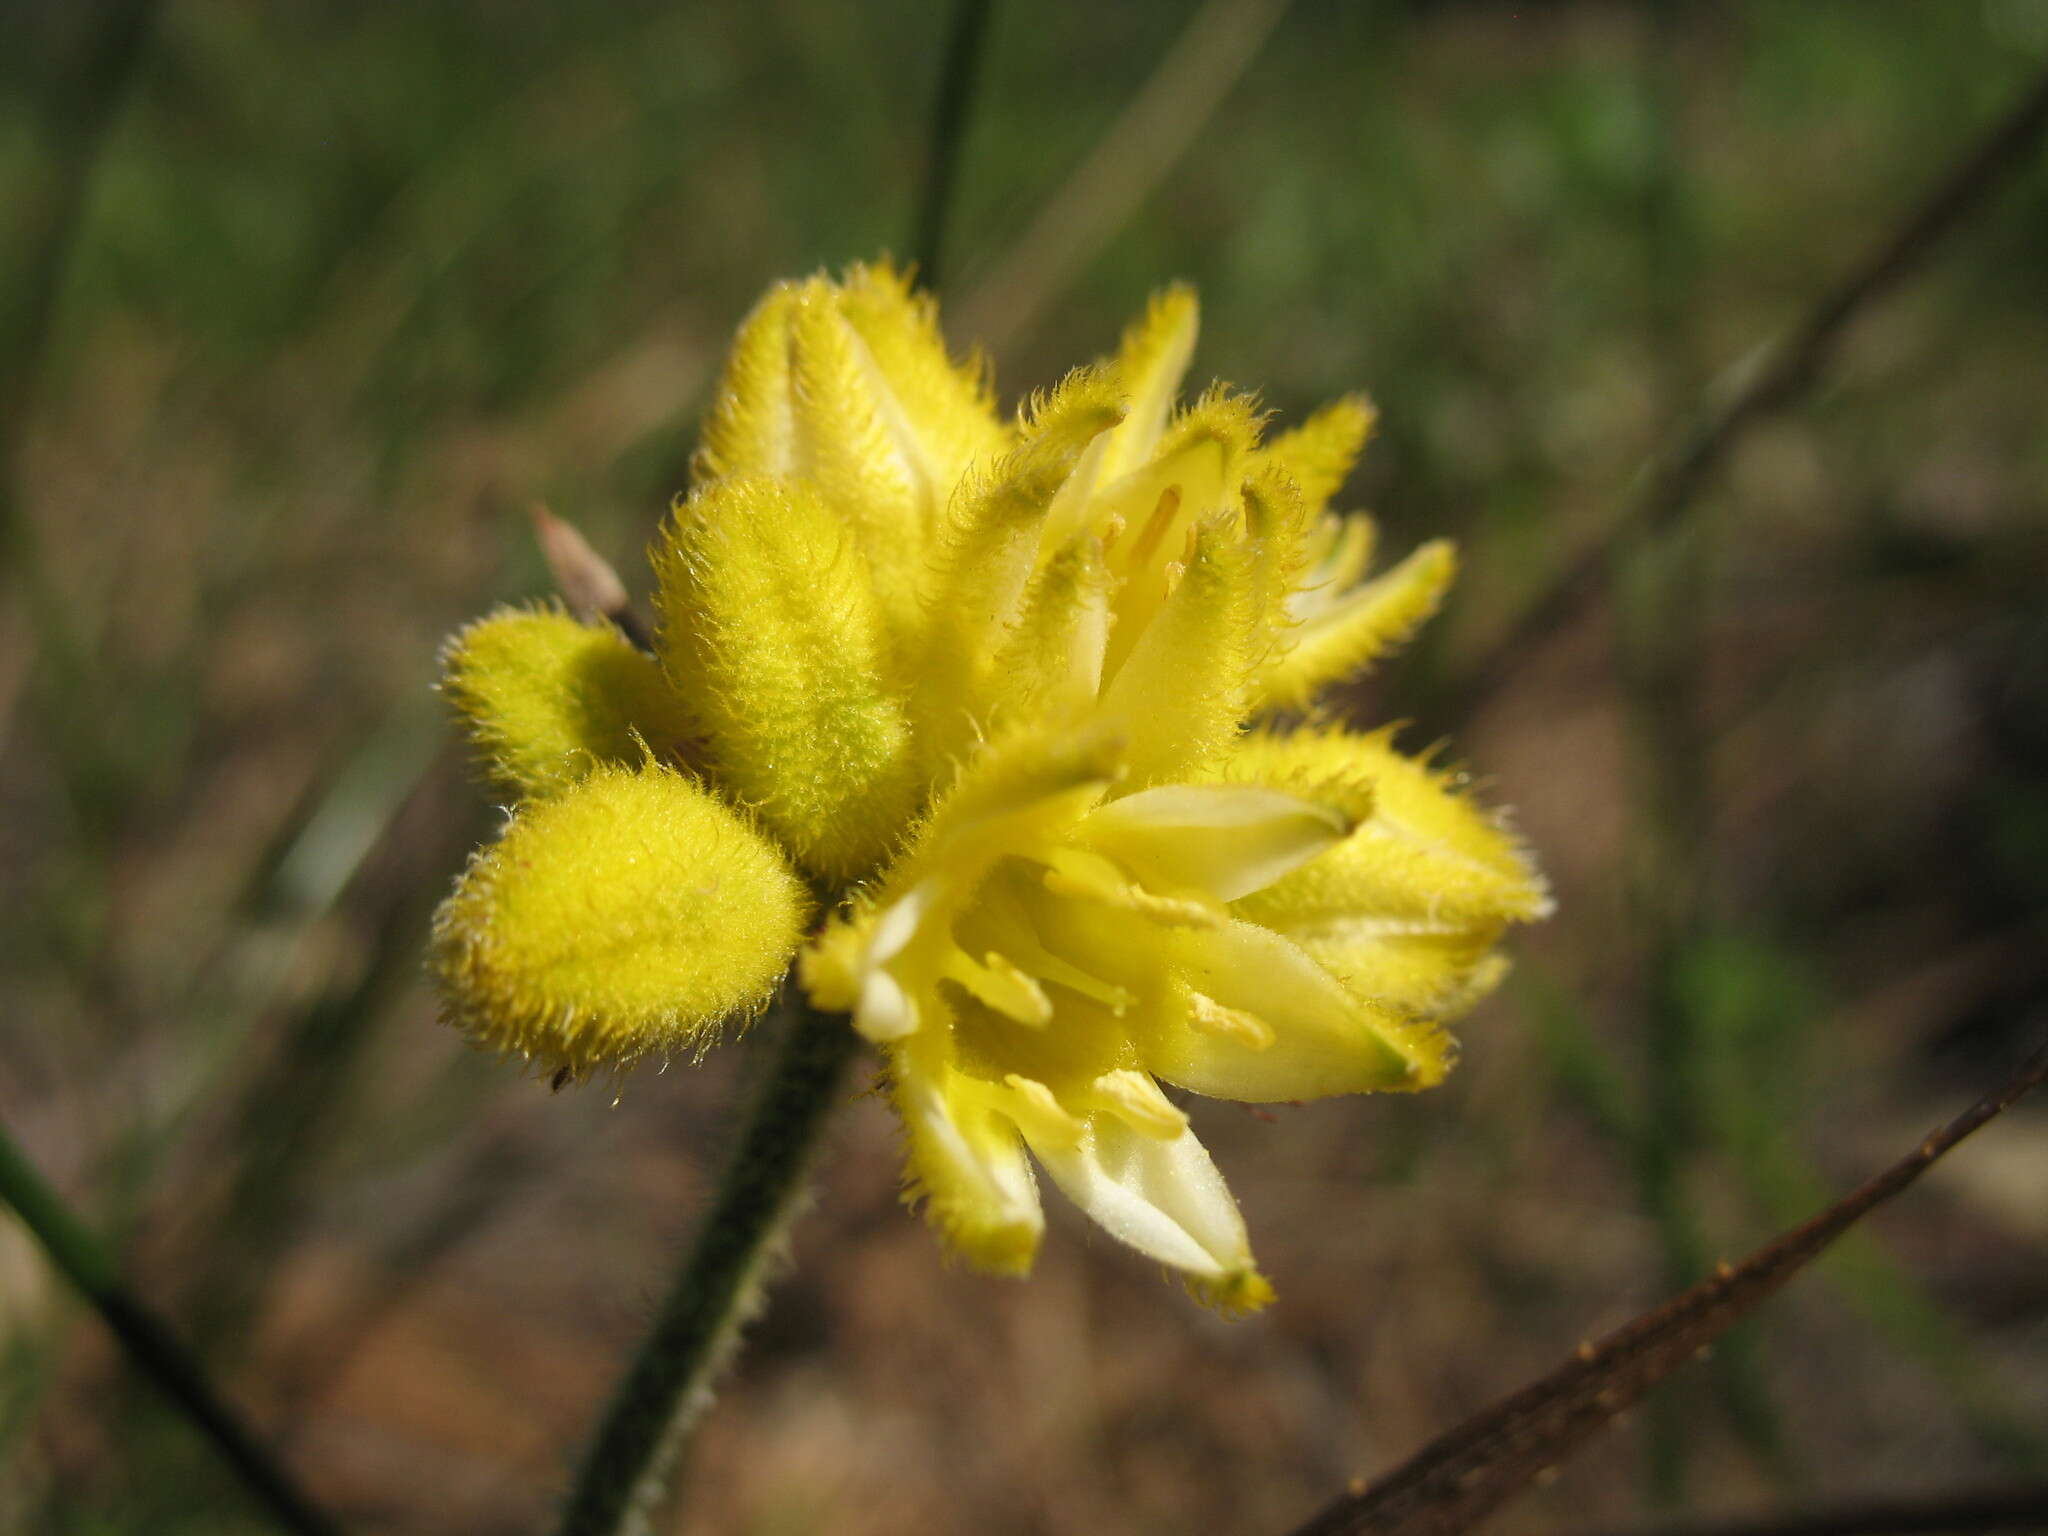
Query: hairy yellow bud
692,264,1010,630
432,763,809,1075
653,474,919,883
440,605,695,799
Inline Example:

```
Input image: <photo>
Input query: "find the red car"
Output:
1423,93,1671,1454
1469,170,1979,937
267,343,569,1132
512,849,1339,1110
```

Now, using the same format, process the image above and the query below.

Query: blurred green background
3,2,2046,1532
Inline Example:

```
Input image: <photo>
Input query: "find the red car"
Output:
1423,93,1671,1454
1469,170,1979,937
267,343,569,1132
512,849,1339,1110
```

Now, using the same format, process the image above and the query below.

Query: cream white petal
856,965,920,1043
1022,1113,1251,1282
1143,919,1421,1101
1081,784,1353,903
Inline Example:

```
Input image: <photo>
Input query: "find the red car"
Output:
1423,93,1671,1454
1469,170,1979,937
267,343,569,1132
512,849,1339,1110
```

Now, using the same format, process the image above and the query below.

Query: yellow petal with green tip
431,762,809,1075
1019,1110,1270,1311
1140,918,1436,1099
440,605,695,799
1226,726,1552,931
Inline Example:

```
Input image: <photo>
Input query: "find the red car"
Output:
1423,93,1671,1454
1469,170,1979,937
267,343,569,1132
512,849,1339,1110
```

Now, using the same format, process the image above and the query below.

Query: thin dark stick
1282,1044,2048,1536
1439,62,2048,731
1581,1483,2048,1536
910,0,996,290
0,1123,342,1536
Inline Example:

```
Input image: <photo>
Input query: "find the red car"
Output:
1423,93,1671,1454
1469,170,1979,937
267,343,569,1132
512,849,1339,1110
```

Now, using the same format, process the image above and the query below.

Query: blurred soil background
3,1,2047,1532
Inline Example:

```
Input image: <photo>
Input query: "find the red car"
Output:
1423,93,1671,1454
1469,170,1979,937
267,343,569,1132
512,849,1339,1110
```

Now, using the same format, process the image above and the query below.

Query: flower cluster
433,264,1549,1309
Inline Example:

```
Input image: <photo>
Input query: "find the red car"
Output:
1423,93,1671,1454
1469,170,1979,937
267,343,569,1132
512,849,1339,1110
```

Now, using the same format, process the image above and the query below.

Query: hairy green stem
0,1119,340,1536
552,992,862,1536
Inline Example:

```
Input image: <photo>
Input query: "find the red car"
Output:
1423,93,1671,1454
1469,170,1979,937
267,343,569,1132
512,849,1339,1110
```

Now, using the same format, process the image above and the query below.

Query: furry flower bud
441,605,695,799
653,474,919,883
432,762,809,1076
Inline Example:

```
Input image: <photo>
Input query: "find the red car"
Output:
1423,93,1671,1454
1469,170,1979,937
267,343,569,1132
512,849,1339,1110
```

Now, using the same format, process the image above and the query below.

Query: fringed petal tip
892,1067,1047,1277
1254,393,1378,516
918,1194,1045,1279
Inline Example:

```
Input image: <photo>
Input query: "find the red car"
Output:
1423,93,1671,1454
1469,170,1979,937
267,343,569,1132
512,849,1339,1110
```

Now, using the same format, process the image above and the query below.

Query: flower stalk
553,987,861,1536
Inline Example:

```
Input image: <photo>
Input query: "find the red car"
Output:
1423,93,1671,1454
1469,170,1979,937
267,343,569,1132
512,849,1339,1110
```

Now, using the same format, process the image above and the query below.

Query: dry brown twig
1283,1044,2048,1536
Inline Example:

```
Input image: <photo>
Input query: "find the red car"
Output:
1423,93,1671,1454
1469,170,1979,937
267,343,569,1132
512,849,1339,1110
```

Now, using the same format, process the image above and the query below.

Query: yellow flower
798,701,1544,1310
431,261,1549,1304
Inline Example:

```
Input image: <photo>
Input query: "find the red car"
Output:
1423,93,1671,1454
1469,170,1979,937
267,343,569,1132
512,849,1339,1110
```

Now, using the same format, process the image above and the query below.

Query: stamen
1186,989,1275,1051
971,878,1137,1014
1055,968,1135,1013
1040,846,1219,928
1002,1073,1083,1149
1012,945,1134,1014
1092,1069,1189,1139
1121,485,1182,578
942,947,1053,1027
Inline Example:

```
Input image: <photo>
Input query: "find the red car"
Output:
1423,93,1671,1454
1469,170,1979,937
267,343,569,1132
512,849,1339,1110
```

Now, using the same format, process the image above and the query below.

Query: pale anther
1092,1069,1189,1139
942,946,1053,1027
1002,1073,1084,1148
1186,989,1276,1051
